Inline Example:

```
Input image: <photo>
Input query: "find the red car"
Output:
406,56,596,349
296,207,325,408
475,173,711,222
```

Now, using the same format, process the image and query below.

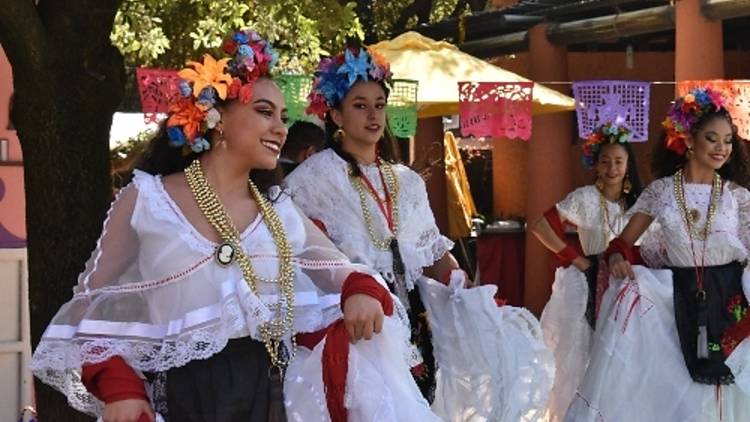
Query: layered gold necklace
349,159,400,250
673,168,722,241
597,187,625,238
184,159,296,368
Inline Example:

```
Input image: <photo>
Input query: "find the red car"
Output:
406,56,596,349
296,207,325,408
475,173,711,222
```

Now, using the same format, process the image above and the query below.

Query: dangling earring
595,177,605,192
334,127,345,143
217,127,227,148
686,146,694,159
622,174,632,194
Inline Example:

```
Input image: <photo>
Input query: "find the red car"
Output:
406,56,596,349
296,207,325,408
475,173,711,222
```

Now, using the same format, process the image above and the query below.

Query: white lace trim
286,150,454,292
632,177,750,266
31,286,341,416
555,185,629,256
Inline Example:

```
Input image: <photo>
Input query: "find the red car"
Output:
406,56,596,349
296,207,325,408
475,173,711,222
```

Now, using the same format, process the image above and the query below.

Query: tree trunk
1,1,124,420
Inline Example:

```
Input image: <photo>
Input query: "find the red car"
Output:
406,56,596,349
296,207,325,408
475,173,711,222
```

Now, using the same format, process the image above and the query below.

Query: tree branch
0,0,49,74
451,0,467,18
392,0,433,36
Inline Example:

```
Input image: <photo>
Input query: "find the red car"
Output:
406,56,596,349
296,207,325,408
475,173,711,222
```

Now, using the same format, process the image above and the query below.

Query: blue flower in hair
238,44,254,58
196,86,218,110
337,49,370,86
198,86,217,102
232,31,249,44
167,126,187,147
190,137,211,153
265,44,279,68
179,81,192,97
694,89,710,106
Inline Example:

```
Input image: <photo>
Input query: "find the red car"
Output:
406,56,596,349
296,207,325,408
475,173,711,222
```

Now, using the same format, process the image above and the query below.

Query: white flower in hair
206,108,221,129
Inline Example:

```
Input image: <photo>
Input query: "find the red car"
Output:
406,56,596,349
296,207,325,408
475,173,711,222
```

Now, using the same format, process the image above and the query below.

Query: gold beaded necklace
673,168,722,241
597,186,625,238
184,159,296,368
349,159,400,251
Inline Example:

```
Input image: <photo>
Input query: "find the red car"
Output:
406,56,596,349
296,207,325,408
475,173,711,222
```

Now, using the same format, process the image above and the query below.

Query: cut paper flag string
458,82,533,141
135,68,181,123
572,80,650,142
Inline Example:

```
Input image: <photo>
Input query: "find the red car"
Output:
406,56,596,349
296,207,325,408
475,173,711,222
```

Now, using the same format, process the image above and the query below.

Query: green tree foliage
111,0,469,72
111,0,365,73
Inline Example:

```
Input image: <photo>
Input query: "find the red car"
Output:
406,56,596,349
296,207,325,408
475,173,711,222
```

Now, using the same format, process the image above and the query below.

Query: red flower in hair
305,92,329,120
227,77,242,100
239,83,254,103
665,130,688,155
222,38,238,55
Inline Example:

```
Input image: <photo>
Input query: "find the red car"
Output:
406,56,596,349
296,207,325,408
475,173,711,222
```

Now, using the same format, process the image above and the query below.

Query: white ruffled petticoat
285,317,440,422
566,266,750,422
540,266,592,422
417,274,554,422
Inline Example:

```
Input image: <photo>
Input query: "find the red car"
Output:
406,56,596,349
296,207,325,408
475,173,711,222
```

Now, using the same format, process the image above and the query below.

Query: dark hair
651,109,750,187
281,121,326,158
594,141,643,208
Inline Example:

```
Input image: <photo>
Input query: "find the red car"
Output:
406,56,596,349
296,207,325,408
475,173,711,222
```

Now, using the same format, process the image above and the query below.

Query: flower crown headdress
166,29,278,153
306,46,393,119
582,120,633,168
662,87,728,155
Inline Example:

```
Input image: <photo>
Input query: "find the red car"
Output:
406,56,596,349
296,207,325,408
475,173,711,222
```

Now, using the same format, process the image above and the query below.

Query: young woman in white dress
286,44,554,422
530,122,643,422
567,87,750,421
29,30,438,422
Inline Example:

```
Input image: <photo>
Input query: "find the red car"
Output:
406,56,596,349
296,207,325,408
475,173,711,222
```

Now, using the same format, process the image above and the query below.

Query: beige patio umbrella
370,32,575,118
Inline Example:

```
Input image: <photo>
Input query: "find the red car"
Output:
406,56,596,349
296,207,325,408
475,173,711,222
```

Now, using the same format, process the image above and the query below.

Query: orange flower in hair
178,54,233,100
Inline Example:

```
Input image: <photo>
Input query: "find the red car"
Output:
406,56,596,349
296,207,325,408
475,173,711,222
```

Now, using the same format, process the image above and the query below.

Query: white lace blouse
633,176,750,268
285,149,454,292
30,169,383,415
556,185,630,256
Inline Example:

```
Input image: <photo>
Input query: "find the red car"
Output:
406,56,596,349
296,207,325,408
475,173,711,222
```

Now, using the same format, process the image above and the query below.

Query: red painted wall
0,45,26,246
488,49,750,218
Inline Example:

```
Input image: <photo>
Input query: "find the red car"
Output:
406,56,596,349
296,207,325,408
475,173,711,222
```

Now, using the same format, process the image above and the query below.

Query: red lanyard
358,163,395,233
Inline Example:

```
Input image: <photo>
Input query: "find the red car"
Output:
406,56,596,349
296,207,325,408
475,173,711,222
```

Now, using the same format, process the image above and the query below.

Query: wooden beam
702,0,750,20
546,5,675,45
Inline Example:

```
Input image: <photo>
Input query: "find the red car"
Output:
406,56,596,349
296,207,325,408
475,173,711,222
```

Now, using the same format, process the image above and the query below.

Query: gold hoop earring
622,174,632,194
334,127,345,143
